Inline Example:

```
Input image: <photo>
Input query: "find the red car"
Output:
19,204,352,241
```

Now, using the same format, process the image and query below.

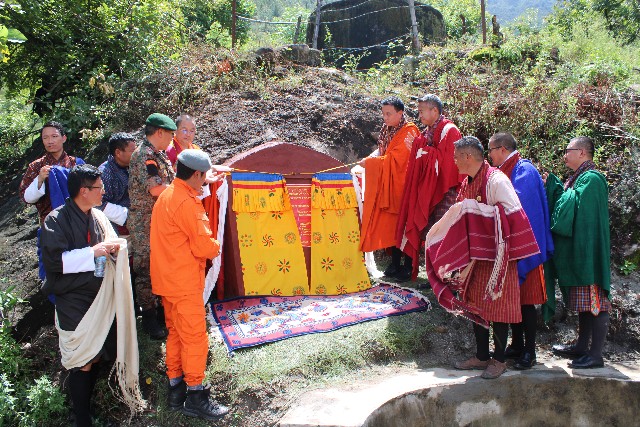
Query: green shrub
20,376,66,427
0,95,40,164
0,374,18,425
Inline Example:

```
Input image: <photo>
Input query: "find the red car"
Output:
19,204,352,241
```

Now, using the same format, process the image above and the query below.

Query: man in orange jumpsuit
359,96,419,281
150,149,228,420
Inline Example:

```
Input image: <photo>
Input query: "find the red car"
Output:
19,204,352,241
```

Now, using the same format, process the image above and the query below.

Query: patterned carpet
211,283,431,352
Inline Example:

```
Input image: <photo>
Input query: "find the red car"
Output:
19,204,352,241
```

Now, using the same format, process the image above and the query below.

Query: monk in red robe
396,94,464,280
359,97,419,281
166,115,199,168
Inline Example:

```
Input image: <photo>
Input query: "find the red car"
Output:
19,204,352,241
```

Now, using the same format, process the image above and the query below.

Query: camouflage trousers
133,247,158,311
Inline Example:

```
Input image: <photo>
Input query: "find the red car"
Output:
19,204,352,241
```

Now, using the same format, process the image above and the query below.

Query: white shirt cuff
198,184,211,200
62,247,95,274
24,178,45,203
103,202,128,226
368,148,380,158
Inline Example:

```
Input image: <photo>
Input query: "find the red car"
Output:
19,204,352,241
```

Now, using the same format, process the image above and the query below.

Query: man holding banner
359,96,419,281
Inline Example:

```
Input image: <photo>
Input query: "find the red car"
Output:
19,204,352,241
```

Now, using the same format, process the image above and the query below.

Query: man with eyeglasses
166,114,198,168
544,136,611,369
487,133,554,370
128,113,177,340
165,114,214,201
41,164,143,426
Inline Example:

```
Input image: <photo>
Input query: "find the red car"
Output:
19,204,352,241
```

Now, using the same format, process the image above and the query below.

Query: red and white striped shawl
424,167,539,327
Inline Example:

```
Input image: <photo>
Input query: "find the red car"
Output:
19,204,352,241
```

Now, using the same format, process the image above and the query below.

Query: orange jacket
150,178,220,297
360,122,419,252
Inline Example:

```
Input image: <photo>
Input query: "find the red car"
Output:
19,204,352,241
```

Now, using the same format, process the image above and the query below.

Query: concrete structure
279,357,640,426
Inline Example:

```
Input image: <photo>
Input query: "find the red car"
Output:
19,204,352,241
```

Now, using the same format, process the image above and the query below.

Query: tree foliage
548,0,640,44
428,0,481,39
0,0,183,122
179,0,255,45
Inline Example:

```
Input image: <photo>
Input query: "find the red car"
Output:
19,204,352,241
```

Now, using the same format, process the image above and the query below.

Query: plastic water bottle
95,256,107,277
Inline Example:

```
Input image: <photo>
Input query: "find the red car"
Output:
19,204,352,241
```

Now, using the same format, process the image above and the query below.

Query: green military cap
145,113,177,131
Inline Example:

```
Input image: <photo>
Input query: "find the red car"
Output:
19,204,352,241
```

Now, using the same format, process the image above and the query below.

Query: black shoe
552,343,586,358
141,308,167,340
383,264,400,278
167,379,187,411
504,345,523,359
182,385,230,420
513,352,536,370
416,281,431,290
395,266,412,282
569,354,604,369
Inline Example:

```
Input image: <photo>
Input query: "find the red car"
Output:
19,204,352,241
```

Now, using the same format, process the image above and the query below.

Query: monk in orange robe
359,97,419,281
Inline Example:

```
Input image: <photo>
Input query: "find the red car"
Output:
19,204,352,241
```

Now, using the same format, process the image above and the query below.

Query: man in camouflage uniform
128,113,177,339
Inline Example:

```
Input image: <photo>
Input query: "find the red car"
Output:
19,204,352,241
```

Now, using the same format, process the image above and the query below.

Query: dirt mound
193,67,382,165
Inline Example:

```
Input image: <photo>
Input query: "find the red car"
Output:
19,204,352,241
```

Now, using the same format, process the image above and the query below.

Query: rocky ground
1,65,639,426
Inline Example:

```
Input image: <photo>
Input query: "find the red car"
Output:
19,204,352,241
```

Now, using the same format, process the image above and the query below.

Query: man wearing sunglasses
545,136,611,369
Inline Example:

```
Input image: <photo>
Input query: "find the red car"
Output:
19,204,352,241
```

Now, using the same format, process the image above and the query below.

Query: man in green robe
544,136,611,369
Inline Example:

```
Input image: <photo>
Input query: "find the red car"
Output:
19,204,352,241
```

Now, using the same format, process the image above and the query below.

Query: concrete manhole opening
363,375,640,426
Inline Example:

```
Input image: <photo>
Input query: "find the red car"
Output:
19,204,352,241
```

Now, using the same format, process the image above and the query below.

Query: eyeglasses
487,146,502,152
564,148,582,154
85,185,104,190
179,129,196,134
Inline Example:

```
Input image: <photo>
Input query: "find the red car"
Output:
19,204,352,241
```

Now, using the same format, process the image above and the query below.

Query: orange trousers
162,294,209,386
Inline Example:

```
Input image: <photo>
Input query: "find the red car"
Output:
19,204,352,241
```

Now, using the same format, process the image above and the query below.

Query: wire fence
237,1,424,52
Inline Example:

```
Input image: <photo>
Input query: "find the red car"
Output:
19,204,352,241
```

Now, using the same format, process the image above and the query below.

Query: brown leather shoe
481,359,507,379
454,356,490,370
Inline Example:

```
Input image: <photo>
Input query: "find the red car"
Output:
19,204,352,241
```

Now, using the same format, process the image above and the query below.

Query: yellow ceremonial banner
310,173,371,295
232,173,308,296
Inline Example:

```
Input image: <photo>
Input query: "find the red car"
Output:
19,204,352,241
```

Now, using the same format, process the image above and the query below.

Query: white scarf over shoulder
56,208,146,415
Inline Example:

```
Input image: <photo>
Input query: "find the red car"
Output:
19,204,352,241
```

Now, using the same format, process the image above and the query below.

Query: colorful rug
211,283,431,352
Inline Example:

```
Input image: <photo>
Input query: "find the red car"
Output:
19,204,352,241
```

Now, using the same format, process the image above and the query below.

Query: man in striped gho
424,136,539,379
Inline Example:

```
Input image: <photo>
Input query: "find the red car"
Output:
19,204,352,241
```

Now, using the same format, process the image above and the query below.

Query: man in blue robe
488,133,554,369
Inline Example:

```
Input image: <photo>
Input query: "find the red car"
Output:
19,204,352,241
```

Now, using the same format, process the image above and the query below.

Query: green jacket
543,170,611,320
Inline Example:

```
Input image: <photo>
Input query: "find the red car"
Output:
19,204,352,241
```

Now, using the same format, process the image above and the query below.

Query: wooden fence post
407,0,421,53
232,0,237,48
313,0,322,49
294,16,302,44
480,0,486,44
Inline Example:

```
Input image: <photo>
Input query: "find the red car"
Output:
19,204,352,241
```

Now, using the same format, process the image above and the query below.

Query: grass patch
120,280,439,425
